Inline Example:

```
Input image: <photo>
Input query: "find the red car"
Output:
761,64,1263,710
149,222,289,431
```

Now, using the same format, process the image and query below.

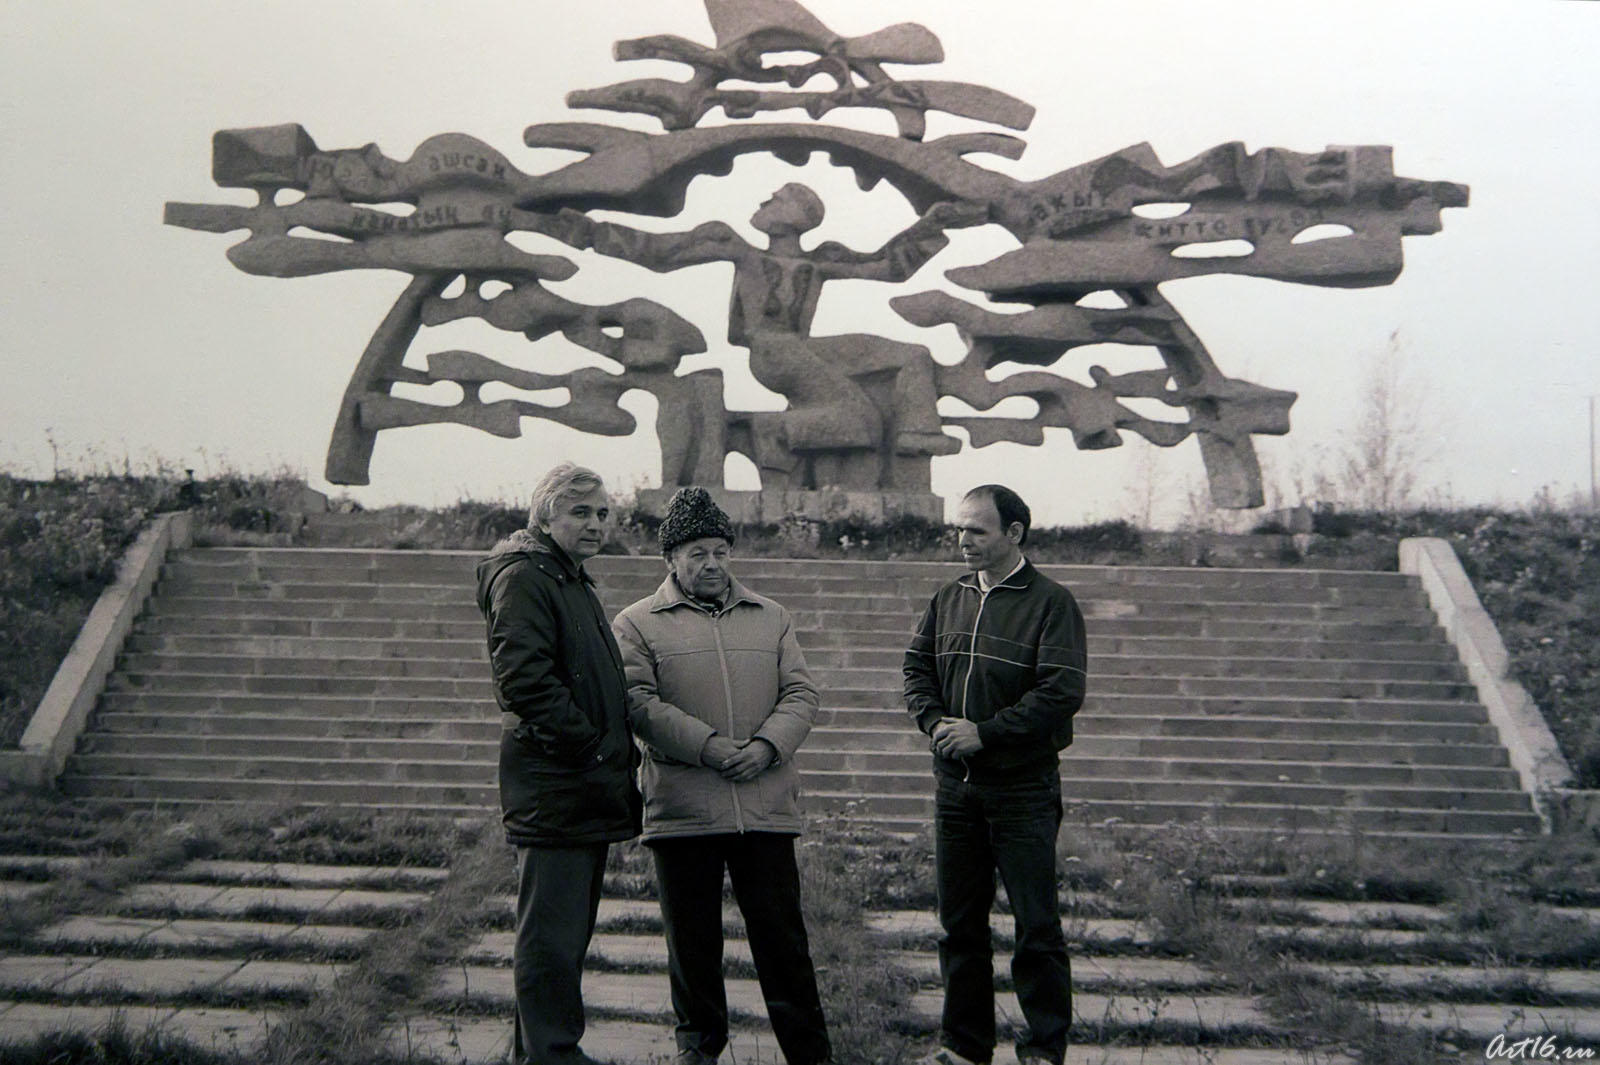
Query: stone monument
166,0,1466,519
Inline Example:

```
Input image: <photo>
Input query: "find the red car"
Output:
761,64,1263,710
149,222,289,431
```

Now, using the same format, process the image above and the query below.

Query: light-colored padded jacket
612,574,818,840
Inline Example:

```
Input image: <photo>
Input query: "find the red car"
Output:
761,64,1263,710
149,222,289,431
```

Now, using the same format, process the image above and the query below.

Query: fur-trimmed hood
487,527,546,558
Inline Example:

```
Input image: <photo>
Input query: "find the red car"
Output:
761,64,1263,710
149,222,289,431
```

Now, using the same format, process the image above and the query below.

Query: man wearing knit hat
612,487,832,1065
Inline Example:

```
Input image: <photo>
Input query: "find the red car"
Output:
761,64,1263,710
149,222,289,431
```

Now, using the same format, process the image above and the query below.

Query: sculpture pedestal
636,488,944,525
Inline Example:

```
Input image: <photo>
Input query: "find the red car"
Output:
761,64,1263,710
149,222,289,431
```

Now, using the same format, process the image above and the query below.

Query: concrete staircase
59,548,1543,838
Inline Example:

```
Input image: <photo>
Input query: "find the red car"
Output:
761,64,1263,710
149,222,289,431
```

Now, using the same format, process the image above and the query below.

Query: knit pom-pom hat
658,487,735,556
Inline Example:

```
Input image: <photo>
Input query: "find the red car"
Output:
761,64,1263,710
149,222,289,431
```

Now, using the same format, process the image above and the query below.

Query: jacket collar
956,555,1034,593
649,572,761,614
490,527,592,584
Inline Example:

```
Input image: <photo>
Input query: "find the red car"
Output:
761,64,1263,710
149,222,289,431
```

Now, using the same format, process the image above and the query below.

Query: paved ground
1,855,1597,1063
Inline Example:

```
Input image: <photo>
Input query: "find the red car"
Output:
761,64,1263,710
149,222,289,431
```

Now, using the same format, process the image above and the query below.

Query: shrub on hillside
1446,510,1600,788
1027,518,1143,558
0,470,314,747
1313,506,1600,787
0,475,174,747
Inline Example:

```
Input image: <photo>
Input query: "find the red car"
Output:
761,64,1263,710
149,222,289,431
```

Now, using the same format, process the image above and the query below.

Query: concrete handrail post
0,510,194,790
1399,537,1574,832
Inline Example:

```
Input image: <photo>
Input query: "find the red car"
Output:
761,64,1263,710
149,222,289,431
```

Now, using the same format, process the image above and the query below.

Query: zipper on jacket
708,609,746,833
957,583,992,783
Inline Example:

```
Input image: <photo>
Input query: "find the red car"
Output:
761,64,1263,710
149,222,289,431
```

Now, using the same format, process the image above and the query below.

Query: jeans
934,769,1070,1065
649,832,832,1065
512,843,609,1064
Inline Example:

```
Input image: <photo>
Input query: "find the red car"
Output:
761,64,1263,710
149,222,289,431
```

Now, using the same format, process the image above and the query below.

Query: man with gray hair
476,461,641,1065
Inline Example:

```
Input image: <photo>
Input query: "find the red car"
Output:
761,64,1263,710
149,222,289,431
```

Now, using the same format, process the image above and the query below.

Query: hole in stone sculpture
937,395,1040,420
390,380,464,405
724,451,761,491
479,382,571,407
1117,395,1180,422
273,189,304,206
1171,239,1253,258
287,227,351,243
505,229,587,257
1291,223,1356,244
440,276,467,299
764,50,828,67
479,280,513,299
988,343,1163,382
1132,202,1191,219
600,324,625,339
1075,290,1128,310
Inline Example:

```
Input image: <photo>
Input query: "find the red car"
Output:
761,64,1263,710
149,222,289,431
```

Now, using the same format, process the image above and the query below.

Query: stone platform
633,487,944,524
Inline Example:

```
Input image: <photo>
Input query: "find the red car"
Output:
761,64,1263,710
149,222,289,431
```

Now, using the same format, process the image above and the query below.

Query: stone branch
893,286,1295,507
420,279,706,373
358,351,640,438
568,5,1029,140
568,78,1034,140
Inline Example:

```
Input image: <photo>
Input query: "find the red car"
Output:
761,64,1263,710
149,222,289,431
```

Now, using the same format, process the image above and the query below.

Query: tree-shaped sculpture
166,0,1466,513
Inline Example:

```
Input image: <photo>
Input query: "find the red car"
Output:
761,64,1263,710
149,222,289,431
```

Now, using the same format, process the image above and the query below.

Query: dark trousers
934,770,1071,1065
649,832,832,1065
513,843,609,1065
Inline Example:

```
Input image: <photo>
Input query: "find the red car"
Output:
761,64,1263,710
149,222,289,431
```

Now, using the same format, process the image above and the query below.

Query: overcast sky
3,0,1596,527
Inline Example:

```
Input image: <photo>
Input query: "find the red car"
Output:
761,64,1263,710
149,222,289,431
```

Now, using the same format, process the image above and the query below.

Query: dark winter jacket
475,528,642,847
903,559,1087,783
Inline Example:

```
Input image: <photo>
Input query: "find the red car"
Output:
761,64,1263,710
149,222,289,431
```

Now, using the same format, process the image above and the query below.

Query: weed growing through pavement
796,812,924,1064
0,1014,240,1065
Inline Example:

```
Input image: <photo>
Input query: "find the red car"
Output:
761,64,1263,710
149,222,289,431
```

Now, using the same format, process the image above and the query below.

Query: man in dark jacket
903,484,1087,1065
476,461,642,1065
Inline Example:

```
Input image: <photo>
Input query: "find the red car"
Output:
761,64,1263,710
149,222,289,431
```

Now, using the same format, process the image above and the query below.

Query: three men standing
613,486,833,1065
477,466,1081,1065
904,485,1089,1065
476,463,641,1065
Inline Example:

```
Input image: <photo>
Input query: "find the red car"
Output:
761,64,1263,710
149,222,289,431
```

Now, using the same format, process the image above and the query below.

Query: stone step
103,668,1478,705
806,727,1516,768
33,915,377,955
157,570,1427,611
382,1014,1333,1065
55,774,1539,835
792,752,1522,790
803,771,1537,812
141,597,1444,641
89,710,503,740
88,692,1500,737
130,613,1460,658
115,648,1466,685
78,732,1521,785
89,691,1497,733
0,1003,284,1055
57,772,499,808
82,716,1508,780
153,578,1436,624
64,745,1526,808
427,964,1284,1041
819,792,1543,835
127,623,1465,666
58,759,1538,830
168,548,1417,588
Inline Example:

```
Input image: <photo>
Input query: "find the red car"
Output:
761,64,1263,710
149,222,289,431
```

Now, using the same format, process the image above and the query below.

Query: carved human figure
566,185,982,488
